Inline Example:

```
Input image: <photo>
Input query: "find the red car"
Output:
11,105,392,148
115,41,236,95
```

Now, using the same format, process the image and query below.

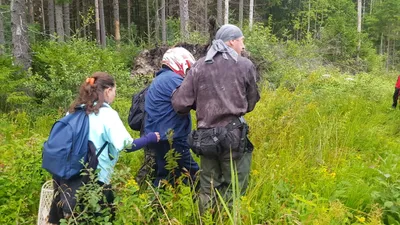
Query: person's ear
226,40,233,47
105,88,110,97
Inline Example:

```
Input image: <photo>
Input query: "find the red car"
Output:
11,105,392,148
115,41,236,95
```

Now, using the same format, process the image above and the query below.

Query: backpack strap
96,141,109,158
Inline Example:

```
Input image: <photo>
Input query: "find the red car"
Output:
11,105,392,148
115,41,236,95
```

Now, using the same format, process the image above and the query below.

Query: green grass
2,70,400,224
1,38,400,224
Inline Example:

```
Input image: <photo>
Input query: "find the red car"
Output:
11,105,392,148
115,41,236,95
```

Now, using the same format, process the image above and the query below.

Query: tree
63,2,70,39
82,0,87,38
179,0,189,41
75,0,80,37
161,0,166,44
113,0,120,45
357,0,362,60
41,0,46,32
249,0,254,30
168,0,174,17
48,0,55,37
99,0,106,47
28,0,34,23
224,0,229,24
146,0,150,44
55,1,64,42
127,0,131,39
155,0,160,43
95,0,101,44
0,0,4,55
217,0,222,25
0,0,4,54
365,0,400,69
239,0,243,28
204,0,208,33
11,0,31,69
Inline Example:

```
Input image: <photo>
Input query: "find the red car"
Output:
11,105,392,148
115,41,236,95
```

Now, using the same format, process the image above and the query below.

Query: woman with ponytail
48,72,159,224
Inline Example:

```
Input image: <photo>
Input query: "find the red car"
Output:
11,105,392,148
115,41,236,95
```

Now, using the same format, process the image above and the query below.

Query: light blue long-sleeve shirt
88,103,133,184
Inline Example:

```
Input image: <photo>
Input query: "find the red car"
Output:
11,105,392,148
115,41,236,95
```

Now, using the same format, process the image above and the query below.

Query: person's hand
154,132,160,142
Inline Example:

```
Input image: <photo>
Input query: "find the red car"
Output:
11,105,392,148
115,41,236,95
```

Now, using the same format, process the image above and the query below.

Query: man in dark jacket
171,24,260,213
145,47,199,187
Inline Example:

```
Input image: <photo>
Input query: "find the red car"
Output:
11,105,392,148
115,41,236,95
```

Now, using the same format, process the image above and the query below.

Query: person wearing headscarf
171,24,260,214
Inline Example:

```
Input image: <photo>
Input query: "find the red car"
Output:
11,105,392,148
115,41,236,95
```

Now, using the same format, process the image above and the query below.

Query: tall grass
1,37,400,224
245,70,400,224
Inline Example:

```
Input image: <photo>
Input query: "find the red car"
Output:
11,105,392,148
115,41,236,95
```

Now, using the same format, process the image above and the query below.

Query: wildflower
355,216,366,223
251,169,260,176
126,178,139,190
330,172,336,178
139,193,148,200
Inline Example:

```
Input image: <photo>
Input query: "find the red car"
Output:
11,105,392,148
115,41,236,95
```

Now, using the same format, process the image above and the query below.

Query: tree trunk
11,0,31,70
379,33,383,55
0,0,4,55
76,0,81,37
107,1,112,37
161,0,166,44
127,0,131,39
82,0,87,39
392,38,396,68
249,0,253,30
146,0,150,44
357,0,362,33
386,37,390,72
179,0,189,41
362,0,366,19
370,0,373,14
99,0,106,47
239,0,243,28
55,2,64,42
307,0,311,34
224,0,228,24
28,0,34,23
168,0,173,17
113,0,120,45
95,0,100,44
357,0,362,60
155,0,159,44
217,0,222,25
204,0,208,34
63,3,70,39
41,0,46,32
48,0,55,37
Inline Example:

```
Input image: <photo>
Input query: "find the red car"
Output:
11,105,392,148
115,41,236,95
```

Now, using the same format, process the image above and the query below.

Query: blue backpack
42,108,107,180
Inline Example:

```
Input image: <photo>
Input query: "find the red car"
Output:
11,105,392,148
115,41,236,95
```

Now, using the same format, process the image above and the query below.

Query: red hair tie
86,77,95,86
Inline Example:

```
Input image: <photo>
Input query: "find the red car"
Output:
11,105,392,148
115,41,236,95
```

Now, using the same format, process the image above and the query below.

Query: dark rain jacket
145,68,191,141
171,53,260,128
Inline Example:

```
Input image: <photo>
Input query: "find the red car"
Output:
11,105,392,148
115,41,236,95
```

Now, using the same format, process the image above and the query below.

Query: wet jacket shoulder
172,53,260,128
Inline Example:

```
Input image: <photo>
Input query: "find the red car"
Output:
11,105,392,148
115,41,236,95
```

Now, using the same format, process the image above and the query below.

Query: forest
2,0,400,224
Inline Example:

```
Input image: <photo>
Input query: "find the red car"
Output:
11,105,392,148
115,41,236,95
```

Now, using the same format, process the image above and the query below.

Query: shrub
27,39,138,115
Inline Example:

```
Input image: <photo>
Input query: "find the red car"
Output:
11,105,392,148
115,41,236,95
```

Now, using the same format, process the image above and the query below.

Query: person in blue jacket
145,47,199,187
48,72,160,224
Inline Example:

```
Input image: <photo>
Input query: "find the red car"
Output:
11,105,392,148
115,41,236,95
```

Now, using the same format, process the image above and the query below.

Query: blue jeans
149,139,199,187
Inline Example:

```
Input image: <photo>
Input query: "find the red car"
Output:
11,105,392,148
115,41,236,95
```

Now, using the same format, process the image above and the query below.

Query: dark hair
69,72,115,114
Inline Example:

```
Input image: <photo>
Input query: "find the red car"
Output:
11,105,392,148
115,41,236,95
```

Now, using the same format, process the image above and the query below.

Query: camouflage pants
198,151,252,214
